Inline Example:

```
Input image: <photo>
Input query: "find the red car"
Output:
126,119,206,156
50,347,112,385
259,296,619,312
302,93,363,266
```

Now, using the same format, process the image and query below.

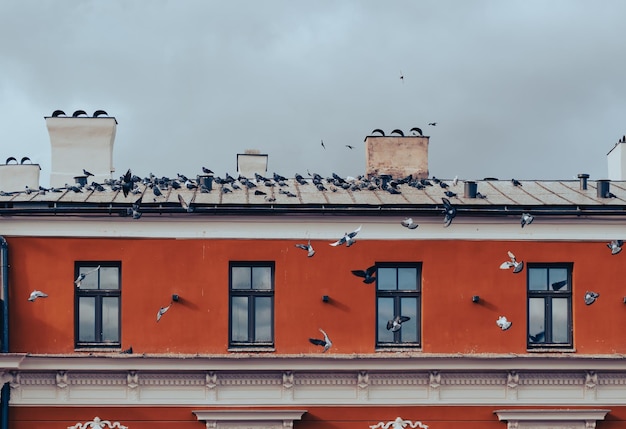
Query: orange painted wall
7,237,626,354
10,405,626,428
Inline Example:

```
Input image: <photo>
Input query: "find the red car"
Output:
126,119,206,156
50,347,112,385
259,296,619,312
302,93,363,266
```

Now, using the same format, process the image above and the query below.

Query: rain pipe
0,236,9,429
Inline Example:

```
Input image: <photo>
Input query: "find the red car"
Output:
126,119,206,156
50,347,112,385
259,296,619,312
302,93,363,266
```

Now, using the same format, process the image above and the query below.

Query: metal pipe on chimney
577,173,589,190
464,181,478,198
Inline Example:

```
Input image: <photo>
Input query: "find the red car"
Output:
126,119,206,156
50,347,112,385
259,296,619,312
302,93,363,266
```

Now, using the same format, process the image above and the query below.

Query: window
527,264,572,348
376,263,421,347
229,262,274,348
74,262,121,348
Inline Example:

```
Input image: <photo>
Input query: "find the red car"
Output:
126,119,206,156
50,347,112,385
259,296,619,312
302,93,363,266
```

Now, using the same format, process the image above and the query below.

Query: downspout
0,236,9,429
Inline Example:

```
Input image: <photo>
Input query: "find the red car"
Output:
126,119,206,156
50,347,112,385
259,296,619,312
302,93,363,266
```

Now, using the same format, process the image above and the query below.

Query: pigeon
202,167,214,175
452,175,458,186
121,169,133,198
428,122,437,126
330,225,362,247
386,315,411,332
528,331,545,343
511,179,522,187
399,71,404,82
496,316,512,331
178,193,195,213
351,265,377,284
157,304,171,322
28,290,48,302
607,240,623,255
584,291,599,305
345,145,354,149
83,169,94,177
441,198,456,227
401,218,419,229
120,346,133,354
521,212,534,228
309,328,332,352
321,140,326,149
295,240,315,257
500,251,524,273
75,265,101,287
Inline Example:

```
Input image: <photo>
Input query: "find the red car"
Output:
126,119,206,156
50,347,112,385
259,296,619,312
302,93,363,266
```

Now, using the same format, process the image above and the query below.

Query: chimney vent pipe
597,180,610,198
578,173,589,190
464,181,478,198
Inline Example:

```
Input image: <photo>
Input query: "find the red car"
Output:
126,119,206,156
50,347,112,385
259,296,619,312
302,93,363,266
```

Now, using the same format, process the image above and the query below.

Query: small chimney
364,129,429,179
464,181,478,198
45,110,117,188
237,149,268,178
606,135,626,180
0,157,40,191
578,173,589,190
597,179,611,198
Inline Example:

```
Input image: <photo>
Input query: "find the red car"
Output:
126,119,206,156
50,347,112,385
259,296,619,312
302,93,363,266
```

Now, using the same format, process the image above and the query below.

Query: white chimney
0,157,40,192
607,135,626,180
237,149,268,178
45,110,117,188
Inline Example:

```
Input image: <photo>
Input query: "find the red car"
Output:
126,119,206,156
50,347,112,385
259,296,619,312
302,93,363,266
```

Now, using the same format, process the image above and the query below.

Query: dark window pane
78,297,96,342
529,268,547,290
232,267,251,290
377,297,394,342
100,267,119,290
254,296,272,341
102,297,119,342
377,268,396,290
398,268,418,290
552,298,569,343
231,296,249,341
252,266,272,290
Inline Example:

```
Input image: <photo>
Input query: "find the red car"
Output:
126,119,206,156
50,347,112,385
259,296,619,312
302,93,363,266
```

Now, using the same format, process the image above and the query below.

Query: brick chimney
0,157,40,191
45,110,117,187
364,129,429,179
607,134,626,180
237,149,268,178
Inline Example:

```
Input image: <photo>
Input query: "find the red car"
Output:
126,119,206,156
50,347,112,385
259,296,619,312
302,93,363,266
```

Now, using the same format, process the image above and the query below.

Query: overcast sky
1,1,625,186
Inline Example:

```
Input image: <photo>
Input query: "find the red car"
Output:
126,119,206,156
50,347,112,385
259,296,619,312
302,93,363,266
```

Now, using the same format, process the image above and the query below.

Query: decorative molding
192,409,306,429
67,416,127,429
494,409,610,429
369,417,428,429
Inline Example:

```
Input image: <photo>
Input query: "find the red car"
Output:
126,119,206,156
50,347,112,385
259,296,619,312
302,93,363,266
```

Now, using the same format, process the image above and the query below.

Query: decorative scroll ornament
370,417,429,429
68,417,128,429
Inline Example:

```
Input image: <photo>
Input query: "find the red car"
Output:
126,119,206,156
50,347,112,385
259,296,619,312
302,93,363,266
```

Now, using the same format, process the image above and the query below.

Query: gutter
0,236,8,429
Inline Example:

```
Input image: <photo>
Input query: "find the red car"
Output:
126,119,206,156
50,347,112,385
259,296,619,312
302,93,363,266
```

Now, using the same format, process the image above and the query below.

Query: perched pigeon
441,198,456,227
157,304,171,322
309,328,332,352
28,290,48,302
120,346,133,354
607,240,623,255
295,240,315,257
75,265,101,287
330,225,362,247
584,291,599,305
511,179,522,187
496,316,512,331
351,265,377,284
500,251,524,273
83,169,94,177
521,212,534,228
401,218,419,229
386,315,411,332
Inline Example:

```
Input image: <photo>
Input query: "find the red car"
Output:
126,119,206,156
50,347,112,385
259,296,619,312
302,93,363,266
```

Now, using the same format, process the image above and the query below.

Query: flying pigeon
607,240,623,255
157,304,171,322
28,290,48,302
121,169,133,198
521,212,534,228
386,315,411,332
441,198,456,227
295,240,315,257
584,291,599,305
496,316,512,331
178,193,195,213
75,265,101,287
428,122,437,126
500,251,524,273
321,139,326,149
351,265,377,284
330,225,362,247
309,328,332,352
401,217,419,229
345,145,354,149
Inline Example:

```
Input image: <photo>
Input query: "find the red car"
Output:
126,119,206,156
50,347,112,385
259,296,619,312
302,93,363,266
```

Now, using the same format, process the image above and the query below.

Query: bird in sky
607,240,623,255
441,198,456,227
75,265,101,287
399,70,404,82
496,316,512,331
521,212,534,228
309,328,332,352
401,217,419,229
428,122,437,126
584,291,599,305
157,304,171,322
345,145,354,149
321,140,326,150
386,315,411,332
28,290,48,302
295,240,315,257
500,251,524,273
351,265,377,284
330,225,362,247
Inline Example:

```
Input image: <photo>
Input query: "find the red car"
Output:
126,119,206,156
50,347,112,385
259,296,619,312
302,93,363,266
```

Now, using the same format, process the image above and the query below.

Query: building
1,111,626,428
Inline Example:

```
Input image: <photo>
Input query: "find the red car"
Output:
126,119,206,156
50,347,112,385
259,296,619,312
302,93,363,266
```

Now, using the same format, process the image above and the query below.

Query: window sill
74,347,122,353
228,347,276,353
527,347,576,353
376,346,422,352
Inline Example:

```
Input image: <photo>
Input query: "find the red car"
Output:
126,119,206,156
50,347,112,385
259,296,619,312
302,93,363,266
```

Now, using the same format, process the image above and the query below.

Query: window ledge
228,347,276,353
74,347,122,353
376,347,422,353
527,347,576,353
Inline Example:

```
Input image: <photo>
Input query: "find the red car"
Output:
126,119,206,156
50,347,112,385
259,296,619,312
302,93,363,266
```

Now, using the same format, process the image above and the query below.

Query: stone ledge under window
494,408,610,429
227,347,276,353
193,409,306,429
